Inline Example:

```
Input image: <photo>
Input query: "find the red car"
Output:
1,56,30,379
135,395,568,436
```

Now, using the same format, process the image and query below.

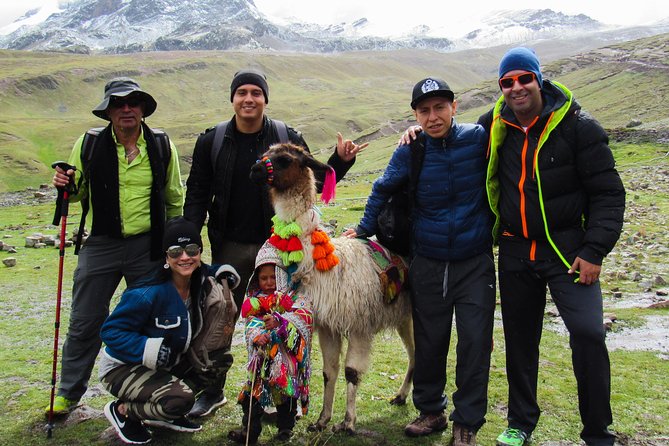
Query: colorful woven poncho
238,288,313,413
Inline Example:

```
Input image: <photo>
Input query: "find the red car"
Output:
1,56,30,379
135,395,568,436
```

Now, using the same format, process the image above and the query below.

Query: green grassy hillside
0,34,667,192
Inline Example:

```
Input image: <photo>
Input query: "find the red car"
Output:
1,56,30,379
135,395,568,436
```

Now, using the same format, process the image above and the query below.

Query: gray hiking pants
58,233,161,400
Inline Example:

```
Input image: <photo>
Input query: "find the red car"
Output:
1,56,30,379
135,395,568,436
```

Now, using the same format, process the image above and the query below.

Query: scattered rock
648,300,669,309
612,291,623,298
654,275,667,286
632,272,643,282
3,258,17,267
657,290,668,297
545,308,560,317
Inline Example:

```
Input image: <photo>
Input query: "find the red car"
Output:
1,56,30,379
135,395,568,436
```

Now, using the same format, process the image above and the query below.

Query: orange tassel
311,230,328,244
326,253,339,267
324,241,335,254
315,258,329,271
312,244,326,259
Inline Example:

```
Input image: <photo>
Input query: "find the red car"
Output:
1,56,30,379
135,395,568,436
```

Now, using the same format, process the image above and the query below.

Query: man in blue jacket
345,78,495,445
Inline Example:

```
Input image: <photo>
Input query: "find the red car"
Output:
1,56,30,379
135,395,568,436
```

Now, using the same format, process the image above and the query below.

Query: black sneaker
143,417,202,433
187,392,227,418
104,400,152,444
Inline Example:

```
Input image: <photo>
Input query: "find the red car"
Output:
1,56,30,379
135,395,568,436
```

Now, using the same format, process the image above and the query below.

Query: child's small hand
263,314,279,330
254,332,270,346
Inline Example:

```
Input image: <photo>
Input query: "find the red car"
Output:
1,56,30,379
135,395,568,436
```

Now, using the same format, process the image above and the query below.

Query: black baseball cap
411,77,454,109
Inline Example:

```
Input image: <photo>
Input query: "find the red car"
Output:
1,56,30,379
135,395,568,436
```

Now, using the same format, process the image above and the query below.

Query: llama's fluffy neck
270,170,317,224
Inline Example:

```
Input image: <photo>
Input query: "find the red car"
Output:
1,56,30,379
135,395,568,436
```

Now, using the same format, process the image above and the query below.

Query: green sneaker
496,427,530,446
45,396,78,416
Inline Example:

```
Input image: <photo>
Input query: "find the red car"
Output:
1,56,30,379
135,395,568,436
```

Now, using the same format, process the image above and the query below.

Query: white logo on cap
421,79,440,94
177,237,191,243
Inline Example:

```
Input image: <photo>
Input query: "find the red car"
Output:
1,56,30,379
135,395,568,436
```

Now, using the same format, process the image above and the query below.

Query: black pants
499,253,615,446
409,251,496,431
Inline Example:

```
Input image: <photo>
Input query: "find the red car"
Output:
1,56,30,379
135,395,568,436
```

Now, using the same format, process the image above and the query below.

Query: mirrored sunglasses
166,243,201,259
499,72,536,89
109,95,143,109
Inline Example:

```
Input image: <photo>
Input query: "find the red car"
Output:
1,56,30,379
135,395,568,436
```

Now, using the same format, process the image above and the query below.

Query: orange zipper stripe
529,239,536,260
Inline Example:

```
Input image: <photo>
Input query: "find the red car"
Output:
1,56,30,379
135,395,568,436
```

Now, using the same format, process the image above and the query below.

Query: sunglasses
109,95,143,109
166,244,201,259
499,72,536,89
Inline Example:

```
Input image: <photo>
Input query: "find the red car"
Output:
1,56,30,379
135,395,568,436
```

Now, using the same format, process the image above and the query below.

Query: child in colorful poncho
228,242,313,444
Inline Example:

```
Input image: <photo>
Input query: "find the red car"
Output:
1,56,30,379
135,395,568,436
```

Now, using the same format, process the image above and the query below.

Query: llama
249,142,415,434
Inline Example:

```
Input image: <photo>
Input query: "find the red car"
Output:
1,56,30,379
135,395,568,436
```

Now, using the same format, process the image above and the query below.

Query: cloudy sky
1,0,667,36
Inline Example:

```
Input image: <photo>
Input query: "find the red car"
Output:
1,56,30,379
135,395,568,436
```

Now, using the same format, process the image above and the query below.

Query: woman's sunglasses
166,244,201,259
499,72,536,89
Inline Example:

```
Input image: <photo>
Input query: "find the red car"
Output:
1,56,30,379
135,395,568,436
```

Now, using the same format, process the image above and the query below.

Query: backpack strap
407,134,426,208
148,128,172,186
273,119,289,143
74,127,104,254
210,121,230,168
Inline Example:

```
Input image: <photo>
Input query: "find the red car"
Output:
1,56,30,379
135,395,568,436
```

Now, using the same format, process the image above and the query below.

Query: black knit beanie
230,69,269,104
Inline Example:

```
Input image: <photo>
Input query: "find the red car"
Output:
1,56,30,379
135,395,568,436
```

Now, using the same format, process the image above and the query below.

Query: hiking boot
187,391,227,418
143,417,202,433
450,423,477,445
496,427,530,446
228,428,258,445
44,395,78,416
104,400,151,445
404,412,448,437
275,428,293,441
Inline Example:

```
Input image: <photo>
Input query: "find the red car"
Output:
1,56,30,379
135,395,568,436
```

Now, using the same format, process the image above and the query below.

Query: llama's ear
303,154,330,173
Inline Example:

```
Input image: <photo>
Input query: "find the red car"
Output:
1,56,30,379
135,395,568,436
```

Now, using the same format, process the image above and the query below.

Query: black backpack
74,127,171,254
375,136,425,256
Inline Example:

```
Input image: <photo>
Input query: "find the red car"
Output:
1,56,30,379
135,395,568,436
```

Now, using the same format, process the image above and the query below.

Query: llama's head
250,142,336,207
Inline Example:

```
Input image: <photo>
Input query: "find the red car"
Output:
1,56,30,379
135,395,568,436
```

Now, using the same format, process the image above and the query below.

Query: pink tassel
320,167,336,204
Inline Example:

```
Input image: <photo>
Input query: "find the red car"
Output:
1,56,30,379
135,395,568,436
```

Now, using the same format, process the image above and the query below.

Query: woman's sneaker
143,417,202,433
496,427,530,446
104,400,151,444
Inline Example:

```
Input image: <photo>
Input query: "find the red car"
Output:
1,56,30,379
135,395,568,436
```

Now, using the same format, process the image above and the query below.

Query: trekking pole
46,162,77,439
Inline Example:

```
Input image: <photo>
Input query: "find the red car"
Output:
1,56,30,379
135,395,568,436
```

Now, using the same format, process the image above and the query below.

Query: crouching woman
99,217,240,444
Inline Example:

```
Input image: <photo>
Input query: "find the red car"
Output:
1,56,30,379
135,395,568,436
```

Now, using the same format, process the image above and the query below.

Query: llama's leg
390,316,415,405
309,326,342,432
333,334,373,434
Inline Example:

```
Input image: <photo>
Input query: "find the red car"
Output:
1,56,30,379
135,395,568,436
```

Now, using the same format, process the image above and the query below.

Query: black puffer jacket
479,80,625,266
184,115,353,246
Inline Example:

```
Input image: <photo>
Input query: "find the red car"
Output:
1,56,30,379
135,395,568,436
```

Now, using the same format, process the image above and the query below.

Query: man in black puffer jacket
184,68,366,417
479,47,625,446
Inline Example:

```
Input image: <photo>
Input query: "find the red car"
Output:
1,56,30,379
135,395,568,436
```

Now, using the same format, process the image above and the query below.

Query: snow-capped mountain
0,0,666,53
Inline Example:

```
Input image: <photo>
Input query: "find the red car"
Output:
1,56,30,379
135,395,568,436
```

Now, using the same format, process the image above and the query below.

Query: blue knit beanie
498,47,543,87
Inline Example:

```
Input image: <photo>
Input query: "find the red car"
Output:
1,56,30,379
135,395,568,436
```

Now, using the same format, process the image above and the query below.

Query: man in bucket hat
48,77,184,415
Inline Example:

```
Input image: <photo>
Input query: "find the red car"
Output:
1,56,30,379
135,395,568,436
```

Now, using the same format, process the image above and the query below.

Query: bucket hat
92,77,157,120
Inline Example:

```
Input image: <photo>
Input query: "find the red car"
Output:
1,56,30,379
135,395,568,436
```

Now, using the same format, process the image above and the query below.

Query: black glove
156,344,172,368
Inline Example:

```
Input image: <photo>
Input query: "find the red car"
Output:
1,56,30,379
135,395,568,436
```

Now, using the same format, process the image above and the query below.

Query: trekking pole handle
51,161,77,191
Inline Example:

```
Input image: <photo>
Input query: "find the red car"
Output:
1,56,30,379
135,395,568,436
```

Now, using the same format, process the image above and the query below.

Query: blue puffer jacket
358,120,492,261
100,280,191,370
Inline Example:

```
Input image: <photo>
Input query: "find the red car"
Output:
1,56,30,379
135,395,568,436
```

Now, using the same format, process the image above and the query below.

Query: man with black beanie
183,68,367,418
